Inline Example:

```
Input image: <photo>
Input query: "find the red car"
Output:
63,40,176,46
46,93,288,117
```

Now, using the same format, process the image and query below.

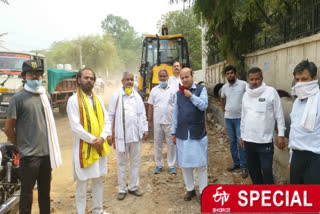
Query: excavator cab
138,26,190,100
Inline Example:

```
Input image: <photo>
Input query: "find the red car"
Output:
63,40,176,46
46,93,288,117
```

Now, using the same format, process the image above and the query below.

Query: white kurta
148,85,176,168
168,75,181,92
67,93,111,181
108,88,148,193
240,85,285,143
123,92,140,143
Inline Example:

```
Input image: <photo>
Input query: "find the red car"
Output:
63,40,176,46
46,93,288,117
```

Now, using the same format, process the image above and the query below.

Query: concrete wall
206,33,320,94
193,69,205,83
245,33,320,93
205,61,227,86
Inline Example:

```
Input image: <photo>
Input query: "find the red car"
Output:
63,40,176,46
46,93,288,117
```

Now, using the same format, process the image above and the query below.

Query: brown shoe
184,189,196,201
117,192,127,200
128,189,144,197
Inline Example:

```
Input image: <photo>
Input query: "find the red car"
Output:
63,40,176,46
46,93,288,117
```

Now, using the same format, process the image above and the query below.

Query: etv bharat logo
212,186,230,206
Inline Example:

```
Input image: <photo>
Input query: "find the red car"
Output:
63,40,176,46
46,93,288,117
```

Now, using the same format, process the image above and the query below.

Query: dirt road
40,113,249,214
0,84,250,214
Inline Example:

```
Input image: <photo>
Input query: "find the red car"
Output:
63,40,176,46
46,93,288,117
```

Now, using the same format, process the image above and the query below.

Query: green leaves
36,14,142,75
157,9,202,70
37,35,119,75
0,0,9,4
101,14,142,72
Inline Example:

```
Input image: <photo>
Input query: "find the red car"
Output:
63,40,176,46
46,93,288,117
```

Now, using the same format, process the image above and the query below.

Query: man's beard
250,82,262,89
227,78,235,84
80,83,93,93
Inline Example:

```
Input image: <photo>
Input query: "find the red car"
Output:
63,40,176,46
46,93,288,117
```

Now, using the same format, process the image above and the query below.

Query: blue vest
176,84,207,140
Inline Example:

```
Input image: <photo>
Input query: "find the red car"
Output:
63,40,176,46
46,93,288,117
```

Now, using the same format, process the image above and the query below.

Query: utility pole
79,42,83,69
76,38,83,69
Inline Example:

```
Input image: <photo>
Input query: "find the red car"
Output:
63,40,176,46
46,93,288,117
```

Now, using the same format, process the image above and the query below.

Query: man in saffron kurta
67,68,111,214
172,67,208,201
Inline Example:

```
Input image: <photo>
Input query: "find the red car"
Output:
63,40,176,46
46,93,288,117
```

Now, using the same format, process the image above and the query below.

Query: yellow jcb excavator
137,26,190,100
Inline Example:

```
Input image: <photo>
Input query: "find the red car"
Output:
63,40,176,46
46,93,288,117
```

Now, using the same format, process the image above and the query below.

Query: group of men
4,58,320,214
221,60,320,185
4,59,208,213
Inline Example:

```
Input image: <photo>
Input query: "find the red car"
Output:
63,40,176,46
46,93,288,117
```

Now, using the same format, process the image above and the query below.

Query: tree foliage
170,0,311,78
39,34,120,75
157,9,202,70
0,0,8,4
101,14,142,72
37,15,143,76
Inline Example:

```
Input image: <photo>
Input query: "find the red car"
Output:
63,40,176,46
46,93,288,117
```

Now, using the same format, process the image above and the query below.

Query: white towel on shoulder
113,88,147,152
24,84,62,168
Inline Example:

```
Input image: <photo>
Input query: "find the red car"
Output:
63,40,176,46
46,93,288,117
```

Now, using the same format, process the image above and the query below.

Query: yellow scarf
77,88,110,168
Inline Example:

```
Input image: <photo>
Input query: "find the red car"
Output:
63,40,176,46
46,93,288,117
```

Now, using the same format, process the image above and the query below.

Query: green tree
40,34,119,75
157,9,202,70
101,14,142,72
170,0,310,78
0,0,8,4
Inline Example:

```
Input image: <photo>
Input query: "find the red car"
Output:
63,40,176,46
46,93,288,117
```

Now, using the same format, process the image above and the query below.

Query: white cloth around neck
24,84,62,168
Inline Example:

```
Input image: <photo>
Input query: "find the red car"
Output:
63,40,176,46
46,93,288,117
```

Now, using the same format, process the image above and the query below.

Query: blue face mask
159,81,168,88
26,80,43,90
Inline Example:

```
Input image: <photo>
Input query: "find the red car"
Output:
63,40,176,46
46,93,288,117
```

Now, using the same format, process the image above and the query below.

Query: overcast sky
0,0,184,51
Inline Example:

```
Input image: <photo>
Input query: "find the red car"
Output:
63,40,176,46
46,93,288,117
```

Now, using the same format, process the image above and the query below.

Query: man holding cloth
148,69,176,174
67,68,111,214
172,67,208,201
5,60,62,214
289,60,320,184
108,72,148,200
240,67,285,184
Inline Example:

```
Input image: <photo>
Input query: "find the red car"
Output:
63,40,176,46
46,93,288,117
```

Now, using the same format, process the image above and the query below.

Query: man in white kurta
240,67,285,184
67,68,111,214
108,72,148,200
148,69,176,174
168,60,182,92
289,60,320,184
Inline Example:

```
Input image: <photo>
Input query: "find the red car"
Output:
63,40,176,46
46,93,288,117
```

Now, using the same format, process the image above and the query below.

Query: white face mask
292,80,319,99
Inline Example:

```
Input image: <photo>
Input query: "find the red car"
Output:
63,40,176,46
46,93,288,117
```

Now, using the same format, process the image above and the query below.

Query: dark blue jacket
175,84,207,140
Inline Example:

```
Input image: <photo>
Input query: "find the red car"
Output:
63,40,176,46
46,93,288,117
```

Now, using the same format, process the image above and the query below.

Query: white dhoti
116,141,141,193
177,134,208,193
181,167,208,194
154,123,176,168
76,176,104,214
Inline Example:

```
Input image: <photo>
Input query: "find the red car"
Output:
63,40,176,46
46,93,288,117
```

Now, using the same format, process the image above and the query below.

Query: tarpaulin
47,68,77,94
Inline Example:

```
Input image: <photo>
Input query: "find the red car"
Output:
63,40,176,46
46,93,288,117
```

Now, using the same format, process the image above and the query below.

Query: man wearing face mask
220,65,248,178
172,67,208,201
4,60,62,214
168,60,182,92
148,69,176,174
107,72,148,200
289,60,320,184
67,68,111,214
240,67,285,184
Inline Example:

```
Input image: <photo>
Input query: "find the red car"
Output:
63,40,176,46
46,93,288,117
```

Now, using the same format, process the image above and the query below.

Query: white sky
0,0,184,51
